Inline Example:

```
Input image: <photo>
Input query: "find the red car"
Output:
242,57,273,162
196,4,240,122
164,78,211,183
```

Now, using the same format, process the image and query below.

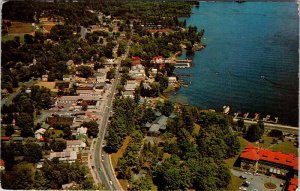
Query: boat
261,75,265,79
235,0,246,3
223,105,230,115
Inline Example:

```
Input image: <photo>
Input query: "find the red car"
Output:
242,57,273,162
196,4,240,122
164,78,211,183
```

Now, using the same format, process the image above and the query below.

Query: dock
175,59,192,63
175,63,190,68
233,113,298,135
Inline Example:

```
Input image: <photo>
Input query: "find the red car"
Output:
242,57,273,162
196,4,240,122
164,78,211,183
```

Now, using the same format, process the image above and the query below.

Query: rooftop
240,145,298,171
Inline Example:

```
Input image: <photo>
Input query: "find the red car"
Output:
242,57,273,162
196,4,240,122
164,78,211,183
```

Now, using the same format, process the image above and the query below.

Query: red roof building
240,145,298,177
132,56,141,61
0,160,5,170
288,177,298,191
1,136,11,141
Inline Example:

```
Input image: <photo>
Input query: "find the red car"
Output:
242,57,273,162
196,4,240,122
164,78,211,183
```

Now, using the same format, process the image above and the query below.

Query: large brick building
240,145,298,178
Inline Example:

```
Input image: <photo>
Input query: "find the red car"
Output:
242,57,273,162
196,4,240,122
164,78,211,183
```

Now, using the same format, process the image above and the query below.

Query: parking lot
231,169,285,191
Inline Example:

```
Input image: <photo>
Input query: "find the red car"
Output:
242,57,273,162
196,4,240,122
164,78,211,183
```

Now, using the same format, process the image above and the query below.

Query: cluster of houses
122,56,178,99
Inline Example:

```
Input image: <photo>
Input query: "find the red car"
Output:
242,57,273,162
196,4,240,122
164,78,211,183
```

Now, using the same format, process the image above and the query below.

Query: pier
233,113,298,135
175,63,190,68
175,59,192,63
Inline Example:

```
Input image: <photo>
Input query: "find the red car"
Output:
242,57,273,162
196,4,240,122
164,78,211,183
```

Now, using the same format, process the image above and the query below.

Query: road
233,118,299,135
1,78,37,107
91,41,131,190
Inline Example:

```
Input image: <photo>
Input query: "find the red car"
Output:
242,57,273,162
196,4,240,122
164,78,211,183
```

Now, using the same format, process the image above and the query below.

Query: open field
37,81,57,91
271,140,298,156
8,22,34,34
111,136,131,168
2,34,25,43
226,174,244,191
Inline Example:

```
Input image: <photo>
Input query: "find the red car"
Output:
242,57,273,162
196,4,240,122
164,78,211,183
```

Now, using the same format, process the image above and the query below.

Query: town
0,1,298,191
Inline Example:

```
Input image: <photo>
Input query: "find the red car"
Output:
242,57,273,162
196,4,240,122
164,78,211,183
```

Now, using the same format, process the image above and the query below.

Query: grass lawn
271,140,298,156
8,22,34,34
259,136,274,148
224,137,254,168
2,34,25,43
37,82,57,90
226,174,244,191
119,179,129,190
111,136,131,168
48,129,64,139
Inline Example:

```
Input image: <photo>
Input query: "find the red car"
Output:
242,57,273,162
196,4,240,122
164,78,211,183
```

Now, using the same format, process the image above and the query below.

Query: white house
94,72,106,82
35,128,46,139
42,75,48,81
49,151,77,163
63,75,73,82
76,127,88,135
168,77,177,86
66,140,86,152
123,91,134,99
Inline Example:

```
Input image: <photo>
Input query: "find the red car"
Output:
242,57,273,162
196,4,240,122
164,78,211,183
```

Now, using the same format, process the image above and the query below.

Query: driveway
231,169,285,191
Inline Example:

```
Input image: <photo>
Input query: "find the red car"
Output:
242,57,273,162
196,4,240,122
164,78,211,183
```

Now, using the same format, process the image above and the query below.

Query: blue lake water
170,2,299,126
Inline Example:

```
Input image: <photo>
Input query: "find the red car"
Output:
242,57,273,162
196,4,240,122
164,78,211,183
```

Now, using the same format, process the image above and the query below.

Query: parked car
240,175,247,179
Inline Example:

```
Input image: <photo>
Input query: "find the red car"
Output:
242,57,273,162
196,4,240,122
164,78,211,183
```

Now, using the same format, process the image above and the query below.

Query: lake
169,2,299,126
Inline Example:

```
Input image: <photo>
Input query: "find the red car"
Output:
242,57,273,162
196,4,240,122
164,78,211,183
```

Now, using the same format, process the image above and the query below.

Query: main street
90,41,131,190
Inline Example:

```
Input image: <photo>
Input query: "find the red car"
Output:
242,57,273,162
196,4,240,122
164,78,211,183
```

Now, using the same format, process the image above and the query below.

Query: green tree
5,125,15,136
77,66,94,78
246,121,264,142
84,121,99,138
161,100,173,116
23,142,42,163
51,140,67,152
16,112,34,137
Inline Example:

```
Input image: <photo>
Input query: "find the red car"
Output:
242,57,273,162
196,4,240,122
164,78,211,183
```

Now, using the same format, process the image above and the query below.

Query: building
288,178,298,191
47,116,75,126
42,75,48,81
168,77,177,86
147,115,168,135
76,127,88,136
49,151,77,163
66,140,86,152
0,160,5,171
239,145,298,178
129,64,145,79
123,91,134,99
63,75,73,82
94,72,106,83
35,128,46,139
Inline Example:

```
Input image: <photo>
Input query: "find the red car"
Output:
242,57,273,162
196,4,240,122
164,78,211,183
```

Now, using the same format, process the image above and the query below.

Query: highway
91,41,131,190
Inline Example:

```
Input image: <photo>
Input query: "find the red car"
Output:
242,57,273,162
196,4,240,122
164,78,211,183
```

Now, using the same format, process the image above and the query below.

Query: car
239,175,247,179
109,180,113,185
254,173,260,176
280,183,284,187
239,187,247,191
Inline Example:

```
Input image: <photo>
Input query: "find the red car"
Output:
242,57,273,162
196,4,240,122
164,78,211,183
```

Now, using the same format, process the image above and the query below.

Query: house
288,177,298,191
94,72,106,83
49,151,77,163
62,182,78,190
66,140,86,152
0,160,5,171
12,136,24,142
63,75,73,82
123,91,134,99
240,145,298,178
35,128,46,139
168,77,177,86
106,59,115,65
152,56,163,64
132,56,141,66
76,127,88,135
1,136,11,141
147,115,168,135
42,75,48,81
129,64,145,79
47,116,75,126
